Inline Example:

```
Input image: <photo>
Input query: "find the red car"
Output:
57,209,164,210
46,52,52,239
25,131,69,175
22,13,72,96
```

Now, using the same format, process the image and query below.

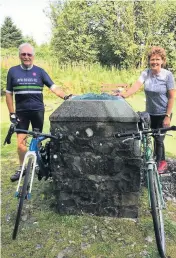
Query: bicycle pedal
25,193,31,200
16,186,23,198
160,173,172,182
15,192,21,198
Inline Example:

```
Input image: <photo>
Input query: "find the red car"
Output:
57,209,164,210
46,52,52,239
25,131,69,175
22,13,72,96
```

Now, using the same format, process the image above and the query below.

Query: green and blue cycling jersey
6,65,54,112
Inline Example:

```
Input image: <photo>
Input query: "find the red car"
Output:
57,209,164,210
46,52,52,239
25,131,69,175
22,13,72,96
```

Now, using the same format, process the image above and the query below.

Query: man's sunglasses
20,53,33,57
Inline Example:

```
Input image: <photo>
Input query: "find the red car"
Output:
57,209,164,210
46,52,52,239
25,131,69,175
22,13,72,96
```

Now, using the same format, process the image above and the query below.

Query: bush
1,67,8,95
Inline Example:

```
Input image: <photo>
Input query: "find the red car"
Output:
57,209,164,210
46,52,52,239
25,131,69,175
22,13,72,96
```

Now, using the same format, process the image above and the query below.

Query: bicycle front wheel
12,158,32,240
148,169,166,258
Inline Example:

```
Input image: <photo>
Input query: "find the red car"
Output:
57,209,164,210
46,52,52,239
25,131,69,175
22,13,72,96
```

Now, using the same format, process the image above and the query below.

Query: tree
1,17,23,48
48,0,176,70
50,0,99,63
22,35,37,47
92,1,139,67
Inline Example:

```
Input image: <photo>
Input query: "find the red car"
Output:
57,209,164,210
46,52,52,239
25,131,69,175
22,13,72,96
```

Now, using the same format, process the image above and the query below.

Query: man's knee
17,134,27,152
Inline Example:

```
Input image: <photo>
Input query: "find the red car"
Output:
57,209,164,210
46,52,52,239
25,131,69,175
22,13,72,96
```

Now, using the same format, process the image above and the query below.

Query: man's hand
64,94,73,100
10,113,20,124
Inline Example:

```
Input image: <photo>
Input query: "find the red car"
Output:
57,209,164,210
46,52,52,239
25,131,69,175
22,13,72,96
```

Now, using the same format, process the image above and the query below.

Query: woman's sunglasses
20,53,33,57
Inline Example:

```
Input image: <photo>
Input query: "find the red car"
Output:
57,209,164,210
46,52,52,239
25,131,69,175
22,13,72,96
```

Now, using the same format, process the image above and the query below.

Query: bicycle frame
142,133,165,209
114,125,176,257
3,123,60,240
15,135,46,200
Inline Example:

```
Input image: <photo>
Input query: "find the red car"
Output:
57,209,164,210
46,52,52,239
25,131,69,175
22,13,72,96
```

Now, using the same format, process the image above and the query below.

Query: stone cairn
49,94,143,218
161,158,176,201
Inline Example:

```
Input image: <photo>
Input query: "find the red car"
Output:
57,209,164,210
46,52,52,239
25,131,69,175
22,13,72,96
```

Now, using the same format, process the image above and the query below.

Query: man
6,43,72,182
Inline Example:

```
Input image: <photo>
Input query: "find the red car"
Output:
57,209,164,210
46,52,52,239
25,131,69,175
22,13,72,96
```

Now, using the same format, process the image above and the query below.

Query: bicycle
4,123,60,240
114,125,176,258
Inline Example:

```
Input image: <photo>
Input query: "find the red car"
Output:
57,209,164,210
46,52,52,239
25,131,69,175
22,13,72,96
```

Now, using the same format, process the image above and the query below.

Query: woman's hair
148,46,166,67
18,43,35,55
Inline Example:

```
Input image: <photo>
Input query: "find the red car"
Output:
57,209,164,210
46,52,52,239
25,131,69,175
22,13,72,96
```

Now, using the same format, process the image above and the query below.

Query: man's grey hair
18,43,35,55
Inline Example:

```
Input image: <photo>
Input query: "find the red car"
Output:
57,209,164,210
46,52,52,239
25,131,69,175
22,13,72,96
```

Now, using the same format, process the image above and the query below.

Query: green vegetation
1,17,24,48
48,0,176,69
1,91,176,257
1,52,175,154
1,55,176,156
1,16,37,48
1,2,176,252
0,53,142,93
1,0,176,70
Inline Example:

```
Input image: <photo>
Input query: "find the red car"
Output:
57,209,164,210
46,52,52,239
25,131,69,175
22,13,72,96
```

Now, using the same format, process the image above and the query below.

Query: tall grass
1,55,142,96
1,54,175,156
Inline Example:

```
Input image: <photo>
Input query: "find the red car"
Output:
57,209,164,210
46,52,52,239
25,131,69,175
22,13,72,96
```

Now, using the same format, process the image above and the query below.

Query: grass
1,95,176,258
1,55,142,96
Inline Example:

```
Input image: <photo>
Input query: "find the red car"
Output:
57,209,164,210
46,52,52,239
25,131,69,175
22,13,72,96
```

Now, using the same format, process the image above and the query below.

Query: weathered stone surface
49,99,139,122
161,158,176,199
49,97,142,218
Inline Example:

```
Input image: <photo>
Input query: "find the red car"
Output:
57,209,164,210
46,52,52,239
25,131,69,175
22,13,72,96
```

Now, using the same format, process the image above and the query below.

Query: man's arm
6,68,15,112
6,92,15,113
50,84,72,99
41,68,69,99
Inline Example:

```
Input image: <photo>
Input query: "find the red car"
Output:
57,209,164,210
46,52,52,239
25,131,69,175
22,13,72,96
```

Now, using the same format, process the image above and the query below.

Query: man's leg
30,110,44,132
17,133,28,166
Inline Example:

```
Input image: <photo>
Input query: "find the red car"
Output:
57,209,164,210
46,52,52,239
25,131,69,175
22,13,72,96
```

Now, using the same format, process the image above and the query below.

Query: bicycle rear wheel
148,168,166,258
12,158,32,240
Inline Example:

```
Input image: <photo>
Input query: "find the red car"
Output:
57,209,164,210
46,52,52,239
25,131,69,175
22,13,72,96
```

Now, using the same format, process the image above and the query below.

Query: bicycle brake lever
122,137,134,143
165,133,173,137
4,123,16,145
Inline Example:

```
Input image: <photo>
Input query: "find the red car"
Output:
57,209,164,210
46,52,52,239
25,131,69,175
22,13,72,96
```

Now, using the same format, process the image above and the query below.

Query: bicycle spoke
148,169,166,258
12,158,32,240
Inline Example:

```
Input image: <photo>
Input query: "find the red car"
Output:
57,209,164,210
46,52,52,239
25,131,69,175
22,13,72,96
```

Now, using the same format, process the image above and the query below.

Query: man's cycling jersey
6,65,54,111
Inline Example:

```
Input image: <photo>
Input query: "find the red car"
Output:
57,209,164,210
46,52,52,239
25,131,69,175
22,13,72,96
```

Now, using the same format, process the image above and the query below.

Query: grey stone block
49,98,142,217
50,99,140,122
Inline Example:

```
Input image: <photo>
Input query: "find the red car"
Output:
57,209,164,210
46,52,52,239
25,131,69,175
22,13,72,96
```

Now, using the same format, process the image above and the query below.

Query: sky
0,0,52,45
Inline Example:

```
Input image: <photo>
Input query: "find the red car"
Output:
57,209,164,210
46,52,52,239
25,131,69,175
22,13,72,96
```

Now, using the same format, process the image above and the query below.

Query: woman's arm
163,89,175,127
113,80,143,98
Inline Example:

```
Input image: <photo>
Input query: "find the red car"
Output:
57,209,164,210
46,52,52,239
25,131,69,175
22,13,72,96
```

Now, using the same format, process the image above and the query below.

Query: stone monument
49,94,142,218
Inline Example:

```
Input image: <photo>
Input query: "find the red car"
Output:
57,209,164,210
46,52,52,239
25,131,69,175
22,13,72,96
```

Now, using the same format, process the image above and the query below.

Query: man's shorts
16,110,44,133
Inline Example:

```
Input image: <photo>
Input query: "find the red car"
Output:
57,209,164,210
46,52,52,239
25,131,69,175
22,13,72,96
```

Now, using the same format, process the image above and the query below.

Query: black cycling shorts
16,110,44,133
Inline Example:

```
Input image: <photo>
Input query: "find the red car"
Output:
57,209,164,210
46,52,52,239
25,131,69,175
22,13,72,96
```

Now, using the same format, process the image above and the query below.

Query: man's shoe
157,160,168,174
10,166,26,182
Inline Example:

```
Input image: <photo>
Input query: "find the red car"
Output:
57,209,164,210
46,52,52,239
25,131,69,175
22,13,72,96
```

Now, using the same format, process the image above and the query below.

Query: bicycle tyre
12,158,32,240
148,169,166,258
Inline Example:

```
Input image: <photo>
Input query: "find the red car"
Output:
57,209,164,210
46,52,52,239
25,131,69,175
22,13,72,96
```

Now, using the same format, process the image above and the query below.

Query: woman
114,46,175,173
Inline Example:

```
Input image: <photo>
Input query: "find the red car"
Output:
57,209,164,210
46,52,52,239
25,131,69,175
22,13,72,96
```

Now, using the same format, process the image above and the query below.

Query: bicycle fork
15,151,37,200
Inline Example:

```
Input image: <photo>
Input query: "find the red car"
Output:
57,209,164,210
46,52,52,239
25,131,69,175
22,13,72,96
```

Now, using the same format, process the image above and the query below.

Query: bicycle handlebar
114,125,176,138
4,123,176,146
3,124,15,145
3,124,60,145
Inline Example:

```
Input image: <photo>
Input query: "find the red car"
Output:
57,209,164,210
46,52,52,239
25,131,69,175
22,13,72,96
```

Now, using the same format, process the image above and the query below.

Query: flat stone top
49,99,140,122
